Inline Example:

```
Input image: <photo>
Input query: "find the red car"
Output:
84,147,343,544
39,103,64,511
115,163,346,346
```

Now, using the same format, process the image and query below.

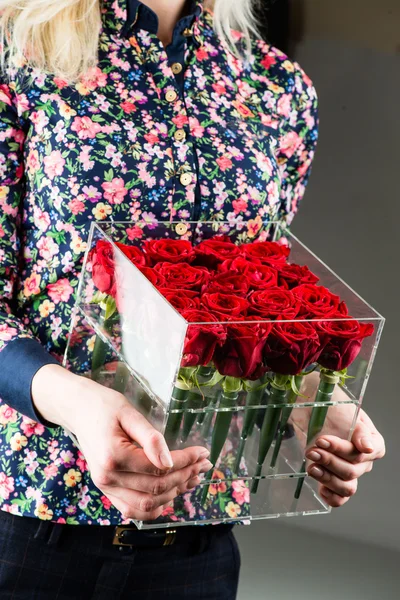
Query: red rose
278,263,319,289
143,238,195,266
264,320,322,375
213,322,272,380
90,240,116,297
240,241,290,266
293,284,347,318
316,318,374,371
160,290,200,313
194,236,241,269
116,242,147,267
204,271,250,297
138,266,166,288
202,292,249,320
181,309,227,367
154,262,210,291
219,257,278,291
248,288,301,319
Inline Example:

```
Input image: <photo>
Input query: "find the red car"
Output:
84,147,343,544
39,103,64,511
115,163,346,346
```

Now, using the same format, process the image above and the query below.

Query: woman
0,0,385,597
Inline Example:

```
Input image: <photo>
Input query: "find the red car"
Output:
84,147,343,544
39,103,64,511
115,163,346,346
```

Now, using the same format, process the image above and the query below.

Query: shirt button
165,90,178,103
180,173,193,186
174,129,186,142
171,62,183,75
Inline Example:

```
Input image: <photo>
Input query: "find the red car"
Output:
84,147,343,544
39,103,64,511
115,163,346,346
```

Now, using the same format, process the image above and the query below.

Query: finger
351,420,386,459
308,464,359,497
319,486,351,508
113,444,210,476
305,447,370,480
104,493,168,522
107,484,184,517
119,406,174,470
314,436,370,464
106,458,212,494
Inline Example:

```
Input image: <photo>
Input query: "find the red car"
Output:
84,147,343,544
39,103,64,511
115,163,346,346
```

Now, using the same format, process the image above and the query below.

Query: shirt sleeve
0,79,59,425
277,62,319,225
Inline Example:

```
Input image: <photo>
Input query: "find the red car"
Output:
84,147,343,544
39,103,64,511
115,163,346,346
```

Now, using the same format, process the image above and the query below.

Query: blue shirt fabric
0,0,318,523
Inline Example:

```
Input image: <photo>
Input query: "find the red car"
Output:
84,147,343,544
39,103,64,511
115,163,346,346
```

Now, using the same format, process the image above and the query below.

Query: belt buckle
112,526,177,548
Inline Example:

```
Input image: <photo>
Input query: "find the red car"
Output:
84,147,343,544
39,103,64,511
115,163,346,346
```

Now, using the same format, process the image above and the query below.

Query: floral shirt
0,0,318,524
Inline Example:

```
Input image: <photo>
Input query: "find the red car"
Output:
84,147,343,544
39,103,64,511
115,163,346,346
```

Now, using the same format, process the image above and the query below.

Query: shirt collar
101,0,204,38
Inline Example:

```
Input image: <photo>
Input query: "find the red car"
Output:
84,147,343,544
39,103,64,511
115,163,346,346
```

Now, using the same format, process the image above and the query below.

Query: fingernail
201,460,213,472
361,437,374,452
310,466,324,478
307,451,322,461
199,449,210,459
316,439,330,449
160,450,174,469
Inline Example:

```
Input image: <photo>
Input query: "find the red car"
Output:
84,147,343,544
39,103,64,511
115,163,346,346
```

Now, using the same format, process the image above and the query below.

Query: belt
112,523,234,552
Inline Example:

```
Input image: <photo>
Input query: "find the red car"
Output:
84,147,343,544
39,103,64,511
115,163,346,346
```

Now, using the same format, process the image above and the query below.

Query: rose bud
213,322,272,381
248,288,301,320
181,309,227,367
264,320,322,375
240,241,290,266
316,317,374,371
219,257,278,291
138,266,166,288
293,283,347,318
194,236,241,269
154,262,210,291
115,242,147,267
204,271,250,297
277,263,319,289
90,240,116,297
143,238,195,266
202,292,249,320
160,289,200,313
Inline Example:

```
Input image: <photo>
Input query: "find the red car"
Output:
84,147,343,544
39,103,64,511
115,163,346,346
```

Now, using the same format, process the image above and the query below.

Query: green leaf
104,296,117,320
104,168,114,182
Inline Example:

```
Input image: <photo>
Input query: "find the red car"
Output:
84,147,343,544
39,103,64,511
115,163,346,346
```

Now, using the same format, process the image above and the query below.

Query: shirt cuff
0,337,60,426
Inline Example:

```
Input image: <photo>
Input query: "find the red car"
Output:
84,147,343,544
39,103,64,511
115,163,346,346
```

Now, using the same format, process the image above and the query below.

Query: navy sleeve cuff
0,338,60,427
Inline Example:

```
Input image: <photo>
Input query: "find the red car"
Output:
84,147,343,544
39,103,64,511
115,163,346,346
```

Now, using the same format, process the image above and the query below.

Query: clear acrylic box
64,221,384,529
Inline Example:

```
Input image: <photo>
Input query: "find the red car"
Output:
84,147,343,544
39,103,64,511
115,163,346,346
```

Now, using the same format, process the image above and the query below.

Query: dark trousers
0,511,240,599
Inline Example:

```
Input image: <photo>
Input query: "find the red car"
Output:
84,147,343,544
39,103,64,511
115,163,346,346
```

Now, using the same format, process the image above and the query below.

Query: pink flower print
172,114,189,129
43,150,65,180
254,151,273,176
121,100,137,114
37,236,59,261
232,480,250,506
44,463,59,480
60,450,76,468
33,207,51,232
0,473,14,500
82,185,101,202
277,93,292,117
31,110,49,134
188,117,205,137
183,496,196,518
21,418,45,438
57,518,67,524
27,149,40,173
76,451,88,473
0,324,18,342
101,495,112,510
279,131,302,158
232,198,248,214
71,116,102,140
68,198,86,215
47,278,73,303
0,84,12,106
0,405,18,425
101,178,128,204
3,504,21,516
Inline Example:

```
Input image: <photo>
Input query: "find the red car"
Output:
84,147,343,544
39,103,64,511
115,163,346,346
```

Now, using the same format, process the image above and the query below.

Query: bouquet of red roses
88,228,375,503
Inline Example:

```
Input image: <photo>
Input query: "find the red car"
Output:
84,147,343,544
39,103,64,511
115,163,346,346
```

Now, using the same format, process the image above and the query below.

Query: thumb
352,421,375,454
120,406,174,471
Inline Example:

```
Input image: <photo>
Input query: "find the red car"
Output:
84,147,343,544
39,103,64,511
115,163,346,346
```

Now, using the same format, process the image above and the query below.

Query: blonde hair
0,0,261,83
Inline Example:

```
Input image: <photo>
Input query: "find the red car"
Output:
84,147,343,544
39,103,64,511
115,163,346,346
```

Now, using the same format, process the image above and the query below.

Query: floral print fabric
0,0,318,524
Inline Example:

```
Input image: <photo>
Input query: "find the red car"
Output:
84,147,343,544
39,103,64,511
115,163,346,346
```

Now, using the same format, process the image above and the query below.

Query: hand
306,409,386,507
32,365,212,521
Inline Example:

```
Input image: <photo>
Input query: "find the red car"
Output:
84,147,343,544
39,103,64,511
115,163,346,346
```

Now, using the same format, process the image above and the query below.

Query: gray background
237,1,400,597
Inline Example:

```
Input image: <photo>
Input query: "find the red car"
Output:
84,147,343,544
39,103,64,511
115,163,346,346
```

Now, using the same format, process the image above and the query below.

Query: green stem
233,377,267,474
294,371,338,500
91,315,113,380
164,384,188,449
113,361,130,395
196,366,215,427
201,386,239,505
181,390,203,442
251,383,286,494
270,375,304,469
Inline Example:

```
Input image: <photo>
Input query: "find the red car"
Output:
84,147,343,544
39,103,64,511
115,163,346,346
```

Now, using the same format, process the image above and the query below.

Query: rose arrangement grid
64,221,384,530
